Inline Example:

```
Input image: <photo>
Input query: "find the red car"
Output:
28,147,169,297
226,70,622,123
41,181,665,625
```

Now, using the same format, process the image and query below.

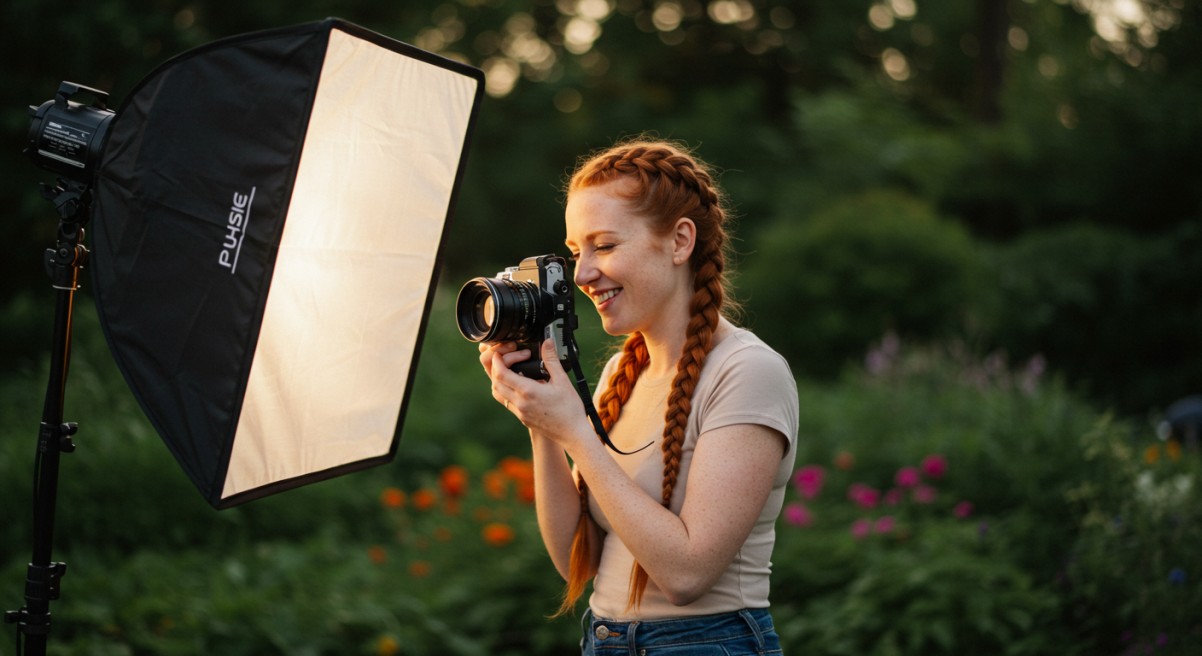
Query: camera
456,254,577,380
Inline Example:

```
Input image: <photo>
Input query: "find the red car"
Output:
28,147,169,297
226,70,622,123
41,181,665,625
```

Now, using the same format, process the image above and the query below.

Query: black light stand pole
4,178,90,656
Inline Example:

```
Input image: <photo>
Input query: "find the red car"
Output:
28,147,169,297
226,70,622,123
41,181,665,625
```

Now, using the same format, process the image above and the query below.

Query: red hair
554,139,735,616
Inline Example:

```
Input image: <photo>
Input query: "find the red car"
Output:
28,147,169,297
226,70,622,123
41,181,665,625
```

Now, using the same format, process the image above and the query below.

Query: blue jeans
580,607,782,655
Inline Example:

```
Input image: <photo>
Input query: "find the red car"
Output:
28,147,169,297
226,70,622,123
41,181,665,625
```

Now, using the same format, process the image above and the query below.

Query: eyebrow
564,230,618,247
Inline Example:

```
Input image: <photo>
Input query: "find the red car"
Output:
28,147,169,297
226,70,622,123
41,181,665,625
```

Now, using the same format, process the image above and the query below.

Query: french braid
554,138,735,615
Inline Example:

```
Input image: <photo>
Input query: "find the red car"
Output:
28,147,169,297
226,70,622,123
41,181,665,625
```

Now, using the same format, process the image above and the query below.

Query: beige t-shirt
584,324,799,619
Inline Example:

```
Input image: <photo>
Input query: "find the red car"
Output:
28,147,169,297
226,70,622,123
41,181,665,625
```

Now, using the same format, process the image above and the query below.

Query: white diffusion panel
222,29,478,499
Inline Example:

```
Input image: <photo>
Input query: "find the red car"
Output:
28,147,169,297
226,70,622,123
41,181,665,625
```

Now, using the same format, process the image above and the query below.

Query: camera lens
456,277,540,343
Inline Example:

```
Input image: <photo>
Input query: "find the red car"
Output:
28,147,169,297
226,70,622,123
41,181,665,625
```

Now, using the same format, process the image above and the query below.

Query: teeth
596,288,621,303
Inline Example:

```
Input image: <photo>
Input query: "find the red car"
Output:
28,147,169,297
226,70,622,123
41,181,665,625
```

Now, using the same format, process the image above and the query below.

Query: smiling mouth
593,288,622,306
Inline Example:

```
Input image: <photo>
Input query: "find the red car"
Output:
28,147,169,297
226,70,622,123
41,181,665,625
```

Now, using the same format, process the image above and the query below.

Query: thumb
542,338,566,382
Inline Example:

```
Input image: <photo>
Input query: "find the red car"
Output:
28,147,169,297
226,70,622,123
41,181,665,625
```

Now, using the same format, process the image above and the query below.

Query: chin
598,314,632,337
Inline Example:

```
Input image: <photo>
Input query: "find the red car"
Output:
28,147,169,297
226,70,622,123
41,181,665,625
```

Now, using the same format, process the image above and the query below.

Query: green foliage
743,189,980,377
976,222,1202,411
1064,418,1202,654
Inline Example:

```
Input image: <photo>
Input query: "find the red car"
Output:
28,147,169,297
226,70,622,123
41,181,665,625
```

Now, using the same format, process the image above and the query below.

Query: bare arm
529,428,603,580
480,342,602,581
566,422,785,605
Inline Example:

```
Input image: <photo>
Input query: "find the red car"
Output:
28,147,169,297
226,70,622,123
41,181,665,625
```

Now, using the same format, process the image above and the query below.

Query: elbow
661,576,713,607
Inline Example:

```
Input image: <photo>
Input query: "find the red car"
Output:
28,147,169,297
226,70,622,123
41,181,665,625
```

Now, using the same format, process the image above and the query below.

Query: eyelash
568,245,613,261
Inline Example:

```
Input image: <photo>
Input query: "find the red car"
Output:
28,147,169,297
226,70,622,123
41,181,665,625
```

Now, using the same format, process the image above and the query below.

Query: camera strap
565,335,653,456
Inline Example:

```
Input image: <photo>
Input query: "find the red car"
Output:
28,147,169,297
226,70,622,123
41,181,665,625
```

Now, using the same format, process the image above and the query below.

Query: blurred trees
0,0,1198,410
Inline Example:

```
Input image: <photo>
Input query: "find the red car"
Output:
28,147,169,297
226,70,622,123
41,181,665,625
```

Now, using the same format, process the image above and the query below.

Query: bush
976,222,1202,413
742,189,981,378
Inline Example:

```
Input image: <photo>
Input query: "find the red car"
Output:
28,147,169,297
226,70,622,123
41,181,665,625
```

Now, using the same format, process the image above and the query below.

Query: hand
478,341,531,380
489,339,594,449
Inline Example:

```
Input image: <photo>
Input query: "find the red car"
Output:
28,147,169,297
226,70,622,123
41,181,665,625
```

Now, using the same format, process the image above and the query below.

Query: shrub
742,190,981,378
976,222,1202,413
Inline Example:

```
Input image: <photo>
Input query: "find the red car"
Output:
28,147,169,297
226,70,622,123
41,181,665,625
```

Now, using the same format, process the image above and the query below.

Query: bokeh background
1,0,1199,654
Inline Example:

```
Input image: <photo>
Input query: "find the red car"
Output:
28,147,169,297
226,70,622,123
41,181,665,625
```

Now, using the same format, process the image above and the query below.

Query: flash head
25,81,115,185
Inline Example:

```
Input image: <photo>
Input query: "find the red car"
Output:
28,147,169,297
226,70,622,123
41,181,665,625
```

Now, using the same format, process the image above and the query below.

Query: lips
593,287,622,310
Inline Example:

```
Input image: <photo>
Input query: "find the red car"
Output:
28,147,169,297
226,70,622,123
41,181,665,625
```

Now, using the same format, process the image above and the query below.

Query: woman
479,139,798,655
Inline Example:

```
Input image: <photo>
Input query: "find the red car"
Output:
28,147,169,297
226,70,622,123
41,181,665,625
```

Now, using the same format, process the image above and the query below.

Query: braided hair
554,139,736,615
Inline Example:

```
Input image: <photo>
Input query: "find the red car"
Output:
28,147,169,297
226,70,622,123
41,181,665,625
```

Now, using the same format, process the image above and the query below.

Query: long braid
554,333,648,616
556,138,733,616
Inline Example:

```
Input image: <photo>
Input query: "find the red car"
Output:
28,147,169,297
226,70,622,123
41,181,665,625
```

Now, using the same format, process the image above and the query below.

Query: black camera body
456,254,577,380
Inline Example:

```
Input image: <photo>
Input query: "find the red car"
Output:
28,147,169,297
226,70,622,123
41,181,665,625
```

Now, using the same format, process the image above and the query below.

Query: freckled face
564,182,679,337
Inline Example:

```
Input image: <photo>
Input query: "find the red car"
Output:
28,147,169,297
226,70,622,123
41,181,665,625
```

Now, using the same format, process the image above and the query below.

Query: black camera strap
564,334,653,456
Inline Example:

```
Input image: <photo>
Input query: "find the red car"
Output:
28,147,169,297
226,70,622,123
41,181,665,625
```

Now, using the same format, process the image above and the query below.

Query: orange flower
1144,444,1160,465
376,635,400,656
412,488,437,511
1166,440,1182,462
408,561,431,578
380,487,405,509
483,470,509,499
367,545,387,565
516,481,535,504
482,522,515,547
433,526,452,542
473,506,493,522
439,465,469,498
834,452,855,470
499,456,534,484
442,498,461,516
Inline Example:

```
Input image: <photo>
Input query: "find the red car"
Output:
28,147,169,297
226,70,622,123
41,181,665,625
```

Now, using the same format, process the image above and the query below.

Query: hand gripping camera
456,254,649,455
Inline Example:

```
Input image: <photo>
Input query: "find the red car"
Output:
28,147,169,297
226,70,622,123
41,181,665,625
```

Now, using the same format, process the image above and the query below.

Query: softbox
91,19,483,508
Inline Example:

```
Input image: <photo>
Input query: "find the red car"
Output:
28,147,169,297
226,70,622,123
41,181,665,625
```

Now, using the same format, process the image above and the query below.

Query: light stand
3,176,90,656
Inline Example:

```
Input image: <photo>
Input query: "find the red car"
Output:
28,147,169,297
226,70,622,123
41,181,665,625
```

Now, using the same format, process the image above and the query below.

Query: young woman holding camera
479,139,798,655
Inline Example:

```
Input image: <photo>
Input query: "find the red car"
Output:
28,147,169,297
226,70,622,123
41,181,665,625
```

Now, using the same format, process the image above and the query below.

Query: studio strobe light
7,19,483,654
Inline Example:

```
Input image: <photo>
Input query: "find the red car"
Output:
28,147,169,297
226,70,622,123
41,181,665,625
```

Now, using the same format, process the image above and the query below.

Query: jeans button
595,626,610,640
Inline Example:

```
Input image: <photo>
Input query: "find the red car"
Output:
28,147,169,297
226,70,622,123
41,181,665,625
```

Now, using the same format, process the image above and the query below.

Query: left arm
490,339,786,606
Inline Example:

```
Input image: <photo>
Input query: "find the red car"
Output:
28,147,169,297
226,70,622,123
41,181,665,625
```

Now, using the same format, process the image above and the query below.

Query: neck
639,283,704,380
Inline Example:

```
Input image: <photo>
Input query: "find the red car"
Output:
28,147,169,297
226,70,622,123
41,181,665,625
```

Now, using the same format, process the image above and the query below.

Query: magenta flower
954,501,973,518
847,484,880,509
921,454,947,479
850,519,871,539
884,488,902,505
913,485,937,504
894,466,920,488
783,502,814,527
874,516,896,534
792,465,826,500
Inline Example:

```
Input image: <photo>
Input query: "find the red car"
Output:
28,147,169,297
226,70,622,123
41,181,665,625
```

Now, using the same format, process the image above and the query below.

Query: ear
669,217,697,265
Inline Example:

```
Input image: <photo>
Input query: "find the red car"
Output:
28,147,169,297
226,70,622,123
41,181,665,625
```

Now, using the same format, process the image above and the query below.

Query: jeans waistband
583,607,773,651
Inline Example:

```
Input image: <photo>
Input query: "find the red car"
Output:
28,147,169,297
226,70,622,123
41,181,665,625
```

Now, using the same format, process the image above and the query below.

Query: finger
499,348,532,367
541,338,567,383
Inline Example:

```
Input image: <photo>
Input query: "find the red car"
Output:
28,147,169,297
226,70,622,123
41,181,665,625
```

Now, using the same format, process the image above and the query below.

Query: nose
573,252,599,289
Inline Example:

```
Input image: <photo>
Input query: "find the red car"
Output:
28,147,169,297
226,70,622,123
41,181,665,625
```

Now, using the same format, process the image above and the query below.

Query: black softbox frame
91,19,483,509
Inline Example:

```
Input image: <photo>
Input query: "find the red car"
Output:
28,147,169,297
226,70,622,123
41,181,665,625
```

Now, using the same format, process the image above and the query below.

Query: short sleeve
697,341,799,455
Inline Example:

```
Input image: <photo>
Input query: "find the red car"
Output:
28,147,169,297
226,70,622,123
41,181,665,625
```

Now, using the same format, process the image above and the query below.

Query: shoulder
704,326,796,391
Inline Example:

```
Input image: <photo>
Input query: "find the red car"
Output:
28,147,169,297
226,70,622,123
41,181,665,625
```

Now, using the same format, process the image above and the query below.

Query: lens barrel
456,277,540,343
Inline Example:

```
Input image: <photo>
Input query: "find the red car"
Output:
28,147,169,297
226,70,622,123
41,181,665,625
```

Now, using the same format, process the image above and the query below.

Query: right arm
479,342,603,581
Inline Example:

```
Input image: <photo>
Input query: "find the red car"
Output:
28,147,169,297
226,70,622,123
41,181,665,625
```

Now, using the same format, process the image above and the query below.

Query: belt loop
626,620,640,656
738,609,765,654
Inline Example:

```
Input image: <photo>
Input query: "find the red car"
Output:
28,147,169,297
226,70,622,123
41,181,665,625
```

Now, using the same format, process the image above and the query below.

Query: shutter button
595,625,610,640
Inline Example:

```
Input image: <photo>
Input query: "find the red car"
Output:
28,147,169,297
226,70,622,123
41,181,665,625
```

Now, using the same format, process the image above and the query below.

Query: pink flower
783,502,814,527
921,454,947,479
913,485,937,504
851,519,871,539
792,465,826,500
884,488,903,505
954,501,973,519
894,467,920,488
847,484,880,509
874,516,896,534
